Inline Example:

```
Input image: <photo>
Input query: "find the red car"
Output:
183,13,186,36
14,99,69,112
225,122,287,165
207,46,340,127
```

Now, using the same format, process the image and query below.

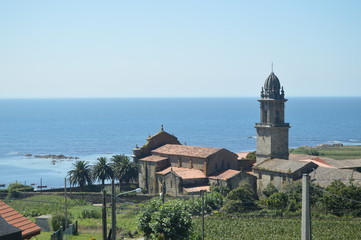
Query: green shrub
7,182,34,192
138,199,194,240
51,213,72,231
80,209,101,219
265,192,288,210
245,151,256,160
222,182,258,213
187,191,224,215
210,185,230,196
262,183,278,197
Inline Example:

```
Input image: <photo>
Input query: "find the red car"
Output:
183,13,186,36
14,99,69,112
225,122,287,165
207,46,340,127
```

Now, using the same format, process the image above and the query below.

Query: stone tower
255,71,290,163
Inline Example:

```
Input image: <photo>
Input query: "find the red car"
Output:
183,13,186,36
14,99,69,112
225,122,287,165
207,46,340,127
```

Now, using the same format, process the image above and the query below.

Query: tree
92,157,113,190
68,160,93,191
111,154,138,189
262,183,279,197
222,182,258,213
264,192,288,210
322,180,361,217
139,199,194,240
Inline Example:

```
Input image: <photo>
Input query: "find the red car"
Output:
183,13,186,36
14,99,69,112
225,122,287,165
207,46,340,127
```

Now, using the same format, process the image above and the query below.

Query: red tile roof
299,157,337,168
139,155,168,162
152,144,222,158
236,152,249,160
209,169,241,180
156,167,206,179
183,186,210,193
0,200,41,239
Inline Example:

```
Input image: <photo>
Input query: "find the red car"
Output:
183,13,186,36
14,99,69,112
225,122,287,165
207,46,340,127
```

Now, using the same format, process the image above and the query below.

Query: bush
187,191,224,215
80,209,101,219
51,213,72,231
7,182,34,198
321,180,361,217
245,151,256,160
265,192,288,210
210,185,230,196
262,183,278,198
138,199,194,240
222,182,258,213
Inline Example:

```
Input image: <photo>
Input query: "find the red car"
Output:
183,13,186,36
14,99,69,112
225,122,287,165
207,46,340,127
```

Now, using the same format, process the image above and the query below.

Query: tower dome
261,72,284,99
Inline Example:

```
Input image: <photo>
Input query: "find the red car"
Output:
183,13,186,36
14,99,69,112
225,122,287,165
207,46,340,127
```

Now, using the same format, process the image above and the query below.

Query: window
270,175,274,181
259,173,262,179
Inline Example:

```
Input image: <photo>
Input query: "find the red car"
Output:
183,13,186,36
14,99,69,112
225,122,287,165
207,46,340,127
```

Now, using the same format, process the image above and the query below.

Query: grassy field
317,145,361,160
194,215,361,240
290,145,361,160
6,195,140,239
7,194,361,239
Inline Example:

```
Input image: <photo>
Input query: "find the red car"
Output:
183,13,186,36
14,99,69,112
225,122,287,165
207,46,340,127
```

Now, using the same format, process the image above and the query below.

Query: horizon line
0,96,361,100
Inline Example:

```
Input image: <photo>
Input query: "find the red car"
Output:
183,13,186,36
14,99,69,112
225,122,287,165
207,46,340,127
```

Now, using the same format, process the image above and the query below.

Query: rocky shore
25,154,79,160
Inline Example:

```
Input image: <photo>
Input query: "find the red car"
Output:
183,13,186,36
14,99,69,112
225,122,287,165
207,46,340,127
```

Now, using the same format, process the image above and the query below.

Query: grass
290,145,361,160
194,215,361,240
6,195,141,239
7,194,361,239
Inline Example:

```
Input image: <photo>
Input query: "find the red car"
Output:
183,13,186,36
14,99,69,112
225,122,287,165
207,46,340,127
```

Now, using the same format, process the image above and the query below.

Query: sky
0,1,360,98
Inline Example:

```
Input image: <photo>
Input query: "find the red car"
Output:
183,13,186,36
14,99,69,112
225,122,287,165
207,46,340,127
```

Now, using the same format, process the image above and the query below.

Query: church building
133,70,361,196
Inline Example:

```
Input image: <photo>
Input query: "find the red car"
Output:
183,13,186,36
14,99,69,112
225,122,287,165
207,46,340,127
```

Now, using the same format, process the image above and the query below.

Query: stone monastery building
133,72,361,196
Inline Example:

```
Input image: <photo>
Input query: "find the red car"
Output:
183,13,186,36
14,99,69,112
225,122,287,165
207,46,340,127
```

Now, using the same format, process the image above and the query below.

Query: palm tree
111,154,138,190
68,160,93,191
92,157,113,190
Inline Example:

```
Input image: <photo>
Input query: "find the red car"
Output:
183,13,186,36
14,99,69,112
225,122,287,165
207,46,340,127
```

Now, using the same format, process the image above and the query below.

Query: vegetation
68,160,93,191
245,151,256,160
111,154,138,188
92,157,113,190
221,182,258,213
193,215,361,240
51,212,72,231
290,145,361,160
138,199,194,240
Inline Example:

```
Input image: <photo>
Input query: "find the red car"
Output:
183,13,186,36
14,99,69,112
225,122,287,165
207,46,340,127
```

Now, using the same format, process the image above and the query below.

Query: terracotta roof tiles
156,167,206,179
183,186,210,193
152,144,222,158
139,155,168,162
0,200,41,239
209,169,241,180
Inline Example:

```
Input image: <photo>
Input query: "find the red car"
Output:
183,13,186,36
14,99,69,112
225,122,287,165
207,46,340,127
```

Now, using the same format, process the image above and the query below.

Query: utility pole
301,174,311,240
111,178,116,240
102,190,107,240
201,190,205,240
64,178,68,231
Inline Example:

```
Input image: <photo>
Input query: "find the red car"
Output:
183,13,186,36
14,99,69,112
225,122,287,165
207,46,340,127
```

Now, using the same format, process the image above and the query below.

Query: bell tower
255,71,290,163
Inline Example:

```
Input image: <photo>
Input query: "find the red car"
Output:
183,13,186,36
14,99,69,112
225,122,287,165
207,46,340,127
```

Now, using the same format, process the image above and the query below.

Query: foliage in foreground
138,199,195,240
194,215,361,240
6,195,87,217
51,212,72,231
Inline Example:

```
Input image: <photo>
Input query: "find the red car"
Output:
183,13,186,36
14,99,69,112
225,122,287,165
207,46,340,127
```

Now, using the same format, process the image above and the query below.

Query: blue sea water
0,97,360,188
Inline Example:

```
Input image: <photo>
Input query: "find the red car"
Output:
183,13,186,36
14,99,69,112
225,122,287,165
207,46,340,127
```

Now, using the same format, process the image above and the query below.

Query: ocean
0,97,360,188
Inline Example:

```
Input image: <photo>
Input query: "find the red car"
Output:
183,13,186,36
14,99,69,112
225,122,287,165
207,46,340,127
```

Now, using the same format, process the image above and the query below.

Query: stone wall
206,149,238,176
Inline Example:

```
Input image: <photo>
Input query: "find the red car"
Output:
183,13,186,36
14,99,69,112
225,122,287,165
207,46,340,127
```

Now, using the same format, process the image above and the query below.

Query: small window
170,180,173,188
282,176,286,182
259,173,262,179
270,175,274,181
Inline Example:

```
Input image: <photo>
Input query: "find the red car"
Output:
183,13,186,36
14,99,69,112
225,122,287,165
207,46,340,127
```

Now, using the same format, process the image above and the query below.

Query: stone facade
255,72,290,163
134,128,251,195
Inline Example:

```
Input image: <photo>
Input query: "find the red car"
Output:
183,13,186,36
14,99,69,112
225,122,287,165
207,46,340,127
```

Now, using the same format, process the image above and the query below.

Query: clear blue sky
1,1,360,98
